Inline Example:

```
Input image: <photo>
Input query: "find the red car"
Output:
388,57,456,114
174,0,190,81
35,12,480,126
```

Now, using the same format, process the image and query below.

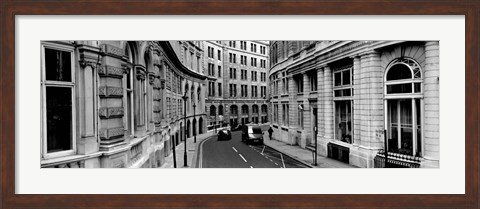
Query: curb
191,134,216,168
263,142,314,168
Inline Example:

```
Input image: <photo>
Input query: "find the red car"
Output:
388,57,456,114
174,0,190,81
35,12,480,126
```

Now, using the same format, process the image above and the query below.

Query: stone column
78,56,99,155
303,73,311,145
423,41,440,167
317,67,324,139
323,66,333,140
352,56,361,145
359,51,383,149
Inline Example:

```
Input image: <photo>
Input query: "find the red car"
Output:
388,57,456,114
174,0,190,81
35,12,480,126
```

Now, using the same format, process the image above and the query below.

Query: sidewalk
161,131,215,168
262,131,356,168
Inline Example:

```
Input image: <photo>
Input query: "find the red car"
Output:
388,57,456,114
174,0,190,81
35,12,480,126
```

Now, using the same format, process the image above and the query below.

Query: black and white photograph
40,40,439,169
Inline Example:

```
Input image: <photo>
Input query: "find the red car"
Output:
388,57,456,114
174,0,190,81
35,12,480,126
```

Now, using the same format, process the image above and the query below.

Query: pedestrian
268,126,274,140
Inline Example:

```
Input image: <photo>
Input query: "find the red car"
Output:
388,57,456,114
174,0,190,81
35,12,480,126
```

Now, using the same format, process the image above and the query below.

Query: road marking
274,162,278,166
239,154,247,162
232,147,238,152
250,166,254,168
280,153,286,168
261,146,265,154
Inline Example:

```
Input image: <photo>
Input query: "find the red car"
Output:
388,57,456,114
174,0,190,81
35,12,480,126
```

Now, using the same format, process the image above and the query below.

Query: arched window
218,105,224,115
384,57,423,157
210,105,216,116
385,58,422,95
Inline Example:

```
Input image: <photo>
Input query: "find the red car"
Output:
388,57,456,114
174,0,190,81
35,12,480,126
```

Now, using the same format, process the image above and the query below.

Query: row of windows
209,104,268,117
270,67,352,96
231,68,265,82
228,41,266,55
228,52,266,68
225,84,267,98
207,46,222,60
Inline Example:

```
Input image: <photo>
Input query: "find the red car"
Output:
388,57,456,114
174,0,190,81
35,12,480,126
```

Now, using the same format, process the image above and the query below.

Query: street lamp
214,107,217,133
182,92,188,167
193,102,197,143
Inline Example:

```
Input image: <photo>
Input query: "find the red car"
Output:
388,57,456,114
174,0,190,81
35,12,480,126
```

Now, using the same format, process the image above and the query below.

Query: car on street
241,125,264,144
217,129,232,141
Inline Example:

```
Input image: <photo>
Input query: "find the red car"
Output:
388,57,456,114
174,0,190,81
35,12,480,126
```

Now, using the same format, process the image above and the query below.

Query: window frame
41,42,77,159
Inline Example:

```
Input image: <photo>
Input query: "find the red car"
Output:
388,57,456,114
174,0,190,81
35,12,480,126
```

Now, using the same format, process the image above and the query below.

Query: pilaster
423,41,440,166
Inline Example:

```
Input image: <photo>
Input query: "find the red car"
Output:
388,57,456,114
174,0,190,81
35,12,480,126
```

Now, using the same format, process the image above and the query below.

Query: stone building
204,41,270,130
268,41,439,168
40,41,207,168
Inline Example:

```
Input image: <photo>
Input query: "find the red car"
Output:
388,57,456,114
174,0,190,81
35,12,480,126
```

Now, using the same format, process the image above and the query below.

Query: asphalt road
200,130,309,168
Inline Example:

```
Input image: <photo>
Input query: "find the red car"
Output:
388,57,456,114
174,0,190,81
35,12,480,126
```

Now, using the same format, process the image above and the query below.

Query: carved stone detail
99,127,125,140
102,44,124,57
99,107,124,118
98,65,124,78
148,72,156,84
160,79,166,89
153,92,162,101
153,106,162,113
99,86,123,98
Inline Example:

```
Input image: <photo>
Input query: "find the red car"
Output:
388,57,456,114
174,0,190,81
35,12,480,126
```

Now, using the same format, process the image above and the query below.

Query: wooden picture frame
1,1,478,208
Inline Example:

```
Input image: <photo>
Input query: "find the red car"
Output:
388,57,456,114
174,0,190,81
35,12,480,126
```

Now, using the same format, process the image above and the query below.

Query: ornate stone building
268,41,439,168
40,41,207,168
204,41,269,130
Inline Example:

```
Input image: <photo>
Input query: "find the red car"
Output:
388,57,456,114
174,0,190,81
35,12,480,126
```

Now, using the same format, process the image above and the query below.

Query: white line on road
250,166,254,168
232,147,238,152
239,154,247,162
261,146,265,154
280,153,286,168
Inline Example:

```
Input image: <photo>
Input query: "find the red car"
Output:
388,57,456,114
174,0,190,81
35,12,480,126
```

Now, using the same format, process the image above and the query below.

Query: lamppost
182,92,188,167
193,102,197,143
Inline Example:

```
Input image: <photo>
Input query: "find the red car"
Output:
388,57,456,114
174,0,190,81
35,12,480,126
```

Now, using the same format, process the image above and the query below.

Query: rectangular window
294,75,303,93
42,45,75,158
335,101,353,144
217,66,221,78
217,50,221,60
218,83,222,97
309,71,318,91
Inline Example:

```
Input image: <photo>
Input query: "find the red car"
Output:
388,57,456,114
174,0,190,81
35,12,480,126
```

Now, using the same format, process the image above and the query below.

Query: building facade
268,41,439,168
204,41,270,130
40,41,207,168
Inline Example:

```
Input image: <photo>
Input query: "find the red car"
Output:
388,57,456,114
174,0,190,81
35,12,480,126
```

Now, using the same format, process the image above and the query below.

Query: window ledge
41,152,103,167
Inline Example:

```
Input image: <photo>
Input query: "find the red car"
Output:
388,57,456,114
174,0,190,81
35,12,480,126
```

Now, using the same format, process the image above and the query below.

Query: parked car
241,125,264,144
217,129,232,141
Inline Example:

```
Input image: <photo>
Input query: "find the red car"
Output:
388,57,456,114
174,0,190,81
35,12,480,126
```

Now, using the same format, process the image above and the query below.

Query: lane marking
232,147,238,152
239,154,247,162
261,146,265,154
250,166,254,168
280,153,286,168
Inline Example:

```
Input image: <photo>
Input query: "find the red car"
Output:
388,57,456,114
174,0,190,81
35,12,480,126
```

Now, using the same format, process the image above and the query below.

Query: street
199,130,309,168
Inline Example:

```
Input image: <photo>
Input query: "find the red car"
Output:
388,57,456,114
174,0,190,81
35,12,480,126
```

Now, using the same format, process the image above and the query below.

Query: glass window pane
334,72,342,86
335,101,352,143
45,48,71,82
342,70,351,85
387,64,412,81
46,86,72,153
414,83,421,93
387,83,412,94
